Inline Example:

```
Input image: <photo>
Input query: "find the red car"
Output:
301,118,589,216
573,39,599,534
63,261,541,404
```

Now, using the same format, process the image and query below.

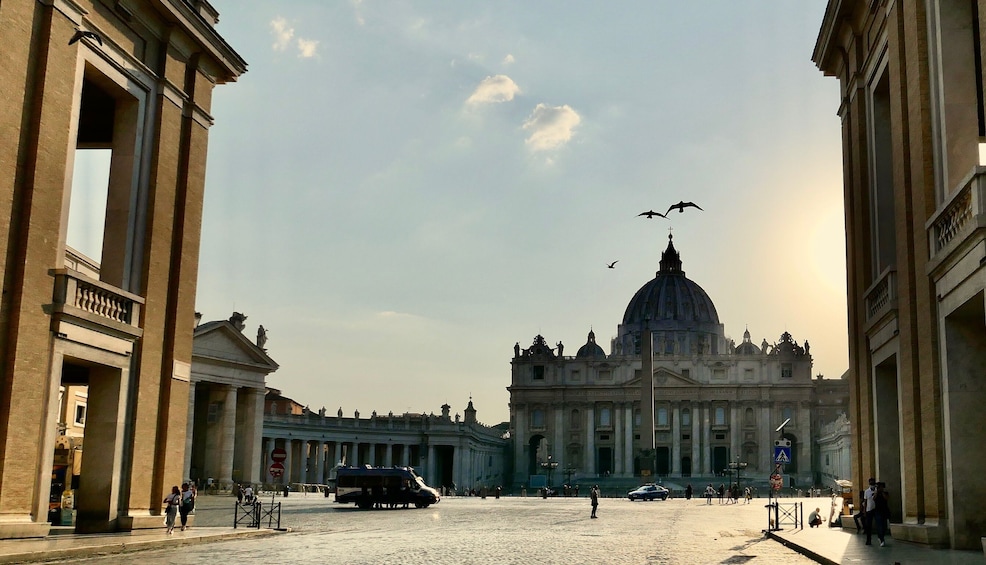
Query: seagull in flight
638,210,667,219
666,201,703,214
607,261,618,269
69,30,102,46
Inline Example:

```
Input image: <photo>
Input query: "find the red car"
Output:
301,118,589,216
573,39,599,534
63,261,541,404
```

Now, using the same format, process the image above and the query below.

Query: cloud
351,0,365,26
522,103,582,151
297,38,319,58
503,54,515,65
270,17,294,51
466,75,521,105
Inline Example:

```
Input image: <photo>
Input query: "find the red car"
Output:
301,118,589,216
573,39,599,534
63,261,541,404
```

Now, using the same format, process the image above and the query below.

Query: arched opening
527,435,547,477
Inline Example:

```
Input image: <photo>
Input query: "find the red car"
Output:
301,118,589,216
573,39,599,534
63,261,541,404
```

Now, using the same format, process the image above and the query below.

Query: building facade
260,398,508,493
186,313,278,488
508,236,842,489
0,0,244,538
814,0,986,550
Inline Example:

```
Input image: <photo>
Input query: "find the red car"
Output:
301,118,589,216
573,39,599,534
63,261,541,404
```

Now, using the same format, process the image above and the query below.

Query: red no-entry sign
270,448,287,463
269,462,284,478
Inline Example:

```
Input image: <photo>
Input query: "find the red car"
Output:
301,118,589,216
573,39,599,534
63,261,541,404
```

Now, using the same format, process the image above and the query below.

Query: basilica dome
621,236,720,327
615,235,725,355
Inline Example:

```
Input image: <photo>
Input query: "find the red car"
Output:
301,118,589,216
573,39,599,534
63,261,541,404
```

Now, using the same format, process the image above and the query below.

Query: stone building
815,412,851,490
261,397,508,493
813,0,986,549
186,314,278,488
508,235,843,489
0,0,244,538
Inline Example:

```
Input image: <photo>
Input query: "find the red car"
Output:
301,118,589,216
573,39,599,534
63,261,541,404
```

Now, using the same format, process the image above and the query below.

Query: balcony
864,267,897,324
928,167,985,261
50,269,143,342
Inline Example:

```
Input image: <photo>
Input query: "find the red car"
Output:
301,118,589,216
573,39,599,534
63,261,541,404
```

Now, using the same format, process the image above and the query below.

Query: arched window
532,409,544,428
657,407,669,427
745,407,755,426
634,409,641,426
782,406,794,423
570,409,580,429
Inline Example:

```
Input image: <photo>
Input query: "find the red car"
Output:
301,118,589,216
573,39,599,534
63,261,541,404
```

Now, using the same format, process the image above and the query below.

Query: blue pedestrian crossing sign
773,438,792,465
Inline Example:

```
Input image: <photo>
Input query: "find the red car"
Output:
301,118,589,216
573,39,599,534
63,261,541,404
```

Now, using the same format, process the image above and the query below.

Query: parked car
628,484,669,501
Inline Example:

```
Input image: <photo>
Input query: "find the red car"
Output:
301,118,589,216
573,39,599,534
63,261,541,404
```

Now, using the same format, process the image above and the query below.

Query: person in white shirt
862,477,877,544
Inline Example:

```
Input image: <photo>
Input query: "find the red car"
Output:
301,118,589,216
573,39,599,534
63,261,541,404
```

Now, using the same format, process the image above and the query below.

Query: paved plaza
53,493,813,565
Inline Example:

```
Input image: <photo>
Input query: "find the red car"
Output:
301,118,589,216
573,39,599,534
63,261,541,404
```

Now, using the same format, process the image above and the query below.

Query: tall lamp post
729,457,748,495
540,456,559,495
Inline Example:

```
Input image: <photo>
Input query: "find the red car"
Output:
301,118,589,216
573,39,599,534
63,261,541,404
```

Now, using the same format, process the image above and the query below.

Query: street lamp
728,458,748,495
540,456,559,494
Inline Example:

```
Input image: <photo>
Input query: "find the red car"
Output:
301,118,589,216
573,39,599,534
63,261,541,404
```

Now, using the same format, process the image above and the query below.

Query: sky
73,1,848,426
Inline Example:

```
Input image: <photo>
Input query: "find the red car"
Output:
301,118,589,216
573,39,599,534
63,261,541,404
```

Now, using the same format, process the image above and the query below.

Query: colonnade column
219,385,238,485
427,445,436,486
261,437,271,482
402,444,410,467
586,406,596,476
241,388,265,484
730,404,741,465
671,403,681,476
385,443,393,467
282,439,293,485
368,443,376,466
624,405,633,477
183,381,196,481
314,442,324,484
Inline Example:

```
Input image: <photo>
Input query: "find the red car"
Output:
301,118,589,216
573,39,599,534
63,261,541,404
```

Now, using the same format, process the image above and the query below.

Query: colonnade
184,382,266,487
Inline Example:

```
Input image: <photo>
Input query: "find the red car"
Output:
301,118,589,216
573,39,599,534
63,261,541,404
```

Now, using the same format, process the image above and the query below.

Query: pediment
653,369,702,386
193,321,279,372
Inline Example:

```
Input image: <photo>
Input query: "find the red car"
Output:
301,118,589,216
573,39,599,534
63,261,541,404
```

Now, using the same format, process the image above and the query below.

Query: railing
928,167,985,258
765,501,802,531
233,500,281,529
51,269,143,336
863,267,897,322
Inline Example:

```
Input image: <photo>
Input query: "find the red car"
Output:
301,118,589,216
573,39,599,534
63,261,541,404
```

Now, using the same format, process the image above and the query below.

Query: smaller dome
576,330,607,358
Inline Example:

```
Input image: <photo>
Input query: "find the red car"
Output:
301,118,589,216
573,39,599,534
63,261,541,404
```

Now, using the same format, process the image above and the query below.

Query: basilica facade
509,236,840,488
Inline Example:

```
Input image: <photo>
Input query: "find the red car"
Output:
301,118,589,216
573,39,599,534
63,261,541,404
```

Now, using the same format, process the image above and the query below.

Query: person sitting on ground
808,507,823,528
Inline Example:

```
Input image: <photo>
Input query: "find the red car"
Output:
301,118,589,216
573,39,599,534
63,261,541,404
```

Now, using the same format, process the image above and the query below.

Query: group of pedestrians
853,477,891,546
162,482,197,534
698,483,750,504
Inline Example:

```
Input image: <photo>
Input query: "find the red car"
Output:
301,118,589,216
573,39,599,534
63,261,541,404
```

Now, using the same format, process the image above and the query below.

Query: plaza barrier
764,501,802,532
234,500,281,530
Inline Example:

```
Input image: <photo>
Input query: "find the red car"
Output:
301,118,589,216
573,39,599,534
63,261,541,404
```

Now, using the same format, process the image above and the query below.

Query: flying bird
607,261,618,269
69,30,102,46
666,201,703,214
638,210,667,219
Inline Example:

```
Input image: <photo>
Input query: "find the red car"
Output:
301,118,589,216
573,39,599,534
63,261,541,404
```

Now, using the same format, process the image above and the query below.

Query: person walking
862,477,877,545
872,482,890,547
685,484,693,500
705,484,714,505
163,485,181,534
178,483,195,531
590,485,599,518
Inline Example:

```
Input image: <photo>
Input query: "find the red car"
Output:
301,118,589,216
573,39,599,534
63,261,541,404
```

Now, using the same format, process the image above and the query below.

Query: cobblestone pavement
66,494,814,565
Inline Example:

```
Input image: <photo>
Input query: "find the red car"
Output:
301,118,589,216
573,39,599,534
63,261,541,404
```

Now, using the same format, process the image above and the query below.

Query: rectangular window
599,407,611,427
533,366,545,380
74,403,86,426
715,433,725,440
781,363,793,378
599,434,610,441
532,409,545,428
571,370,581,382
207,402,223,424
681,410,691,427
599,370,612,381
714,407,726,426
682,434,691,440
744,368,754,381
713,368,726,380
657,407,668,427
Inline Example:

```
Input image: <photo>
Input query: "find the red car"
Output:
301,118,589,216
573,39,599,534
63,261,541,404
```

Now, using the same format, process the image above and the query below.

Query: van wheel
414,502,423,508
358,499,373,510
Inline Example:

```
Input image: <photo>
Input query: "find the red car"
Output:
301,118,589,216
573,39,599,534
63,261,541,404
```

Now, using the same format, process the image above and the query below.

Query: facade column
553,404,565,474
671,403,681,476
691,404,701,476
730,403,741,465
464,444,472,490
513,405,526,484
586,405,596,476
702,403,712,474
614,403,624,476
184,381,196,482
241,387,265,484
219,385,238,485
624,404,633,477
761,403,772,474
